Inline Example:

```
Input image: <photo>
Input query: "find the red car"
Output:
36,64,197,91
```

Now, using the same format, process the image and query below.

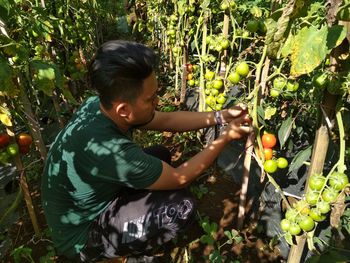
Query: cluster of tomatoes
203,61,250,111
270,76,299,98
0,132,33,164
280,171,349,236
259,133,289,173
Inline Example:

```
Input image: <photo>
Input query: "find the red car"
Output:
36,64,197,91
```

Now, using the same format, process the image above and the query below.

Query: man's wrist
214,111,223,125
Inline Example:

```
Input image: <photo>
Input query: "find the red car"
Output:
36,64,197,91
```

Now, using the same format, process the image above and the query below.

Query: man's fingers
238,125,254,134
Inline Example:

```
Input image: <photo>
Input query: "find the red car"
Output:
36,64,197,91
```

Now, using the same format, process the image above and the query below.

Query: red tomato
262,133,277,148
0,133,10,148
186,63,193,73
17,133,33,146
20,145,31,155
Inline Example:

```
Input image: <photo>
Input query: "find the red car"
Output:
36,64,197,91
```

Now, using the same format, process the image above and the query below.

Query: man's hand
222,111,253,141
220,104,248,124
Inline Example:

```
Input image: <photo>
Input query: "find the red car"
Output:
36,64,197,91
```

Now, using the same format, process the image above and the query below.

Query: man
41,40,252,262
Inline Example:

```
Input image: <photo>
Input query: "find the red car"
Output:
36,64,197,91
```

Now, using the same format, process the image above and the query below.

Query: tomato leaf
290,26,327,76
278,116,293,149
288,146,312,173
284,232,294,246
326,25,347,53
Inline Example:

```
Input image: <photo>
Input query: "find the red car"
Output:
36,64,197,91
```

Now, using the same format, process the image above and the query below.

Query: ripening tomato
187,73,193,80
262,133,277,148
258,148,273,160
17,133,33,147
0,133,10,148
293,200,310,215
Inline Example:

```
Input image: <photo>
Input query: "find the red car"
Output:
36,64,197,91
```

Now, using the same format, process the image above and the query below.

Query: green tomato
273,77,287,90
270,88,280,98
298,216,315,232
285,208,298,222
187,79,195,87
227,71,240,84
317,201,331,214
321,188,339,203
205,95,216,107
309,208,326,222
313,73,328,88
289,223,301,235
205,71,215,81
0,151,10,164
211,89,219,96
277,157,288,169
6,143,19,156
263,159,278,173
306,191,319,205
280,219,291,232
220,39,230,50
216,95,227,104
308,174,326,191
235,62,249,77
215,104,223,111
246,20,259,33
213,79,223,90
220,2,229,11
286,81,299,92
328,172,349,191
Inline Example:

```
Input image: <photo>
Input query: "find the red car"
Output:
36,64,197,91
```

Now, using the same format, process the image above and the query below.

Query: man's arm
139,105,247,132
147,113,252,190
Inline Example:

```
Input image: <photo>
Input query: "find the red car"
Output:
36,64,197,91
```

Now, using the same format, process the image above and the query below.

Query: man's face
128,72,159,125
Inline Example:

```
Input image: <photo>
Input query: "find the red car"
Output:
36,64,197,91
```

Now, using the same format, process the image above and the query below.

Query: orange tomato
258,148,273,160
262,133,277,148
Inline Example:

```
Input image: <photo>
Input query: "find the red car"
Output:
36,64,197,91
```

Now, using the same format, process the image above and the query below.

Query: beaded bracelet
214,111,223,126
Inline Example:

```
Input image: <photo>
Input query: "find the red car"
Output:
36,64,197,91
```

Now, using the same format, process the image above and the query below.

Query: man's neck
99,104,130,133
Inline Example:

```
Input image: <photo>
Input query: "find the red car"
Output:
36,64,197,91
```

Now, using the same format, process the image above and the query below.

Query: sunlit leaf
290,26,327,76
278,116,293,149
288,146,312,173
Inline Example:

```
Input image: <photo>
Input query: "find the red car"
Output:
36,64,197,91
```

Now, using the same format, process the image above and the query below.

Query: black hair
89,40,157,109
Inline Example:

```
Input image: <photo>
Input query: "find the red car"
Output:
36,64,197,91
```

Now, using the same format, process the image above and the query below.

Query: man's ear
115,103,131,118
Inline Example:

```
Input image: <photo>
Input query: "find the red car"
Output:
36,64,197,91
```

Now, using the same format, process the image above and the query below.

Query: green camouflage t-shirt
41,96,162,257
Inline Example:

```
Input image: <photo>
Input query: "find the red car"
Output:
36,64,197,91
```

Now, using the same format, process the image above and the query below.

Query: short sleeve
93,141,163,189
